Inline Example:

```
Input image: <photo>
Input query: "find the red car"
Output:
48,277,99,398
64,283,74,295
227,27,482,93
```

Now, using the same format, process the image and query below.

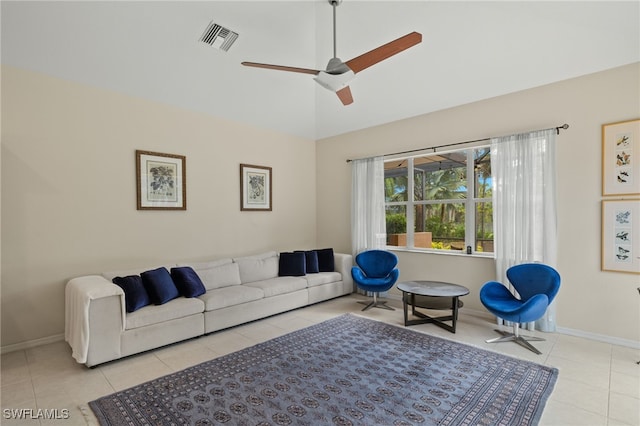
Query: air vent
199,22,238,52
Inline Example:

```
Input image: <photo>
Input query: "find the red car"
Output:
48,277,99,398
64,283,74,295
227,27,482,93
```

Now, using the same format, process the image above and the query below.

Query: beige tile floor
1,294,639,425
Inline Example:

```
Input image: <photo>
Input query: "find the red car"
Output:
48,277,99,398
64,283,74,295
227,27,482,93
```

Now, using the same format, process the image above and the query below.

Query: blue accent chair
351,250,400,311
480,263,561,354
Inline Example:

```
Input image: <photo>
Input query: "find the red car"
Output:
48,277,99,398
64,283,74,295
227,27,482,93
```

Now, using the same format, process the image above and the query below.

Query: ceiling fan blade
241,62,320,75
345,31,422,74
336,86,354,106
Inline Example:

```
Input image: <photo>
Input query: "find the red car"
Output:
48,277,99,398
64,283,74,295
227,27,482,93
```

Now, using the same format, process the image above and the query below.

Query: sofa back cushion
233,251,279,284
193,262,242,291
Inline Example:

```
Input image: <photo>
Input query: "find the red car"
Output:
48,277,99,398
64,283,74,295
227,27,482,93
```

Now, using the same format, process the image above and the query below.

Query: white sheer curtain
351,156,386,256
491,129,558,332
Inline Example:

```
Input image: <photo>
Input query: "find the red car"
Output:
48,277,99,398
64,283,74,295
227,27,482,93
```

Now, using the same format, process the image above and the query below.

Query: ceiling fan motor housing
314,70,355,92
326,57,351,75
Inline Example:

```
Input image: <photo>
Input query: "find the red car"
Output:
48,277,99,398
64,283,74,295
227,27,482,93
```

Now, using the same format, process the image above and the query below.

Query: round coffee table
397,281,470,333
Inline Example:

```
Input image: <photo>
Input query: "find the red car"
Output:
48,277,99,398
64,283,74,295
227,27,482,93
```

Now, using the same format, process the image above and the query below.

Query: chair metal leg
357,292,395,311
485,323,544,355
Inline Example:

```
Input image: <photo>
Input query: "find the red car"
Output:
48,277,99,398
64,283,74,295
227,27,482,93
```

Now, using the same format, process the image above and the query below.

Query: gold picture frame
136,150,186,210
240,163,272,211
601,199,640,274
602,118,640,196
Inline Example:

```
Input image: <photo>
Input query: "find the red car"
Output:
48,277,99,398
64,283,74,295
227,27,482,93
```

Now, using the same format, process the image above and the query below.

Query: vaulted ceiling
2,1,638,140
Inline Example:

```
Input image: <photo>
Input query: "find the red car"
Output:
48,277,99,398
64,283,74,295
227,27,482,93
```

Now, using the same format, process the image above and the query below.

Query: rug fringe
78,404,99,426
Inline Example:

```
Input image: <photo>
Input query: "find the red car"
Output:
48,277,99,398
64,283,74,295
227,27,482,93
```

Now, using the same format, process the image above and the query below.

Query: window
384,147,493,254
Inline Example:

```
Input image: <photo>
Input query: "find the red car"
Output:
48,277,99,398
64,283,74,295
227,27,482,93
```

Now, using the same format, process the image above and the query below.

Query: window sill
386,246,495,259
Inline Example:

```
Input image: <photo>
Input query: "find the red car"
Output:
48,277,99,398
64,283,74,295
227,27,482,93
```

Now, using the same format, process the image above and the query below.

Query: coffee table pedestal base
402,293,461,333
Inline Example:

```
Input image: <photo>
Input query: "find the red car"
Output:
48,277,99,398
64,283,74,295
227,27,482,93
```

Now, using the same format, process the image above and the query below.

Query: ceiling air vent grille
200,22,238,52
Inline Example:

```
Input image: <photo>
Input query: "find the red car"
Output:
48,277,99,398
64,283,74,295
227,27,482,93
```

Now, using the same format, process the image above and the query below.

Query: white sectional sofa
65,250,353,367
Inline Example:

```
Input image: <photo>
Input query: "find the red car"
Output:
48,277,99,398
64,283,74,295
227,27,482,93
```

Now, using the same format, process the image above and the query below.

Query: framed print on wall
601,199,640,274
240,163,272,211
136,150,186,210
602,118,640,196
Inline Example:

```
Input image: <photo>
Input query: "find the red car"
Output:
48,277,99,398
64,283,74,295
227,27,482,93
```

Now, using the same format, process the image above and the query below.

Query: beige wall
317,63,640,344
1,66,317,348
2,63,639,350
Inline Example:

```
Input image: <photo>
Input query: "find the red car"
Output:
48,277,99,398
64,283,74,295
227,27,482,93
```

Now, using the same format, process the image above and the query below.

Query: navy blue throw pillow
296,250,319,273
171,266,206,298
112,275,150,313
279,252,306,276
315,248,335,272
141,267,180,305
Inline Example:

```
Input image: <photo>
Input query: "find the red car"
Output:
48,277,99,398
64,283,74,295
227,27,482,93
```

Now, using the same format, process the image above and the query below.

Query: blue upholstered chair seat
479,282,549,324
350,268,399,293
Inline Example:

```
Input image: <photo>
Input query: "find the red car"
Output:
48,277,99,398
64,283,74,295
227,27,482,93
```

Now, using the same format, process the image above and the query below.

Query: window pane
414,154,467,201
384,161,408,202
383,147,493,254
474,148,491,199
475,201,493,252
385,205,407,246
413,204,432,248
420,203,465,251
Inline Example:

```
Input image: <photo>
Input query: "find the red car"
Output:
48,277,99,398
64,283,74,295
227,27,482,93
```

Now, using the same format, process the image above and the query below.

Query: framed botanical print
136,150,186,210
240,164,272,211
601,199,640,274
602,118,640,196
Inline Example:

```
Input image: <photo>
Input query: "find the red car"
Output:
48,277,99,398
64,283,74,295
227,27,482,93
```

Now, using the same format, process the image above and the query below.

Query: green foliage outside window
384,148,494,253
386,213,406,235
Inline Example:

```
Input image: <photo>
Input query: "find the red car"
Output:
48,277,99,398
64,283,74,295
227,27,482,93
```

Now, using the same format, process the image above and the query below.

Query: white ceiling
2,1,639,140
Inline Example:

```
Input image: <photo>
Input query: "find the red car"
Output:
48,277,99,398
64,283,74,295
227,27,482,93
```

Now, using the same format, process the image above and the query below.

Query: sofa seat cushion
304,272,342,288
243,276,307,297
125,297,204,330
199,285,264,311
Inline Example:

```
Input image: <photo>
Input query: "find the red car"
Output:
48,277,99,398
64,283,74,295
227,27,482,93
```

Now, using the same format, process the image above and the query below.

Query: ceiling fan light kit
241,0,421,106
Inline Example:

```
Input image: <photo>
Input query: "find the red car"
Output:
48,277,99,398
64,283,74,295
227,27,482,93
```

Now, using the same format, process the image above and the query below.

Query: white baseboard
2,305,638,354
555,327,640,349
1,333,65,354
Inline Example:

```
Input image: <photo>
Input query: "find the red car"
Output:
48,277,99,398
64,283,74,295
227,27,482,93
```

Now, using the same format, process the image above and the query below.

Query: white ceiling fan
242,0,422,106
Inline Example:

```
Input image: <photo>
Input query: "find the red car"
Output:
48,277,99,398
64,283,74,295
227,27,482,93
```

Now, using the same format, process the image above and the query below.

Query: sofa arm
333,253,354,293
65,275,125,365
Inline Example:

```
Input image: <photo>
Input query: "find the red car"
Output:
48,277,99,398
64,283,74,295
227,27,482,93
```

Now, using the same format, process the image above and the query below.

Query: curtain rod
345,123,569,163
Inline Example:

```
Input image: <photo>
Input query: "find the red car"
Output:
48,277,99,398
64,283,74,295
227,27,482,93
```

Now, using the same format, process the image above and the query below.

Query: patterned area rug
89,314,558,425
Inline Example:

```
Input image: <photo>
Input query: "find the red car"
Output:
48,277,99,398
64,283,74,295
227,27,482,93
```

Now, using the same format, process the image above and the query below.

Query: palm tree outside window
384,147,493,254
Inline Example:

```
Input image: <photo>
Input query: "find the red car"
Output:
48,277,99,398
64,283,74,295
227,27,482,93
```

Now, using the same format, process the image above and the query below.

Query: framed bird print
602,118,640,196
601,199,640,274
